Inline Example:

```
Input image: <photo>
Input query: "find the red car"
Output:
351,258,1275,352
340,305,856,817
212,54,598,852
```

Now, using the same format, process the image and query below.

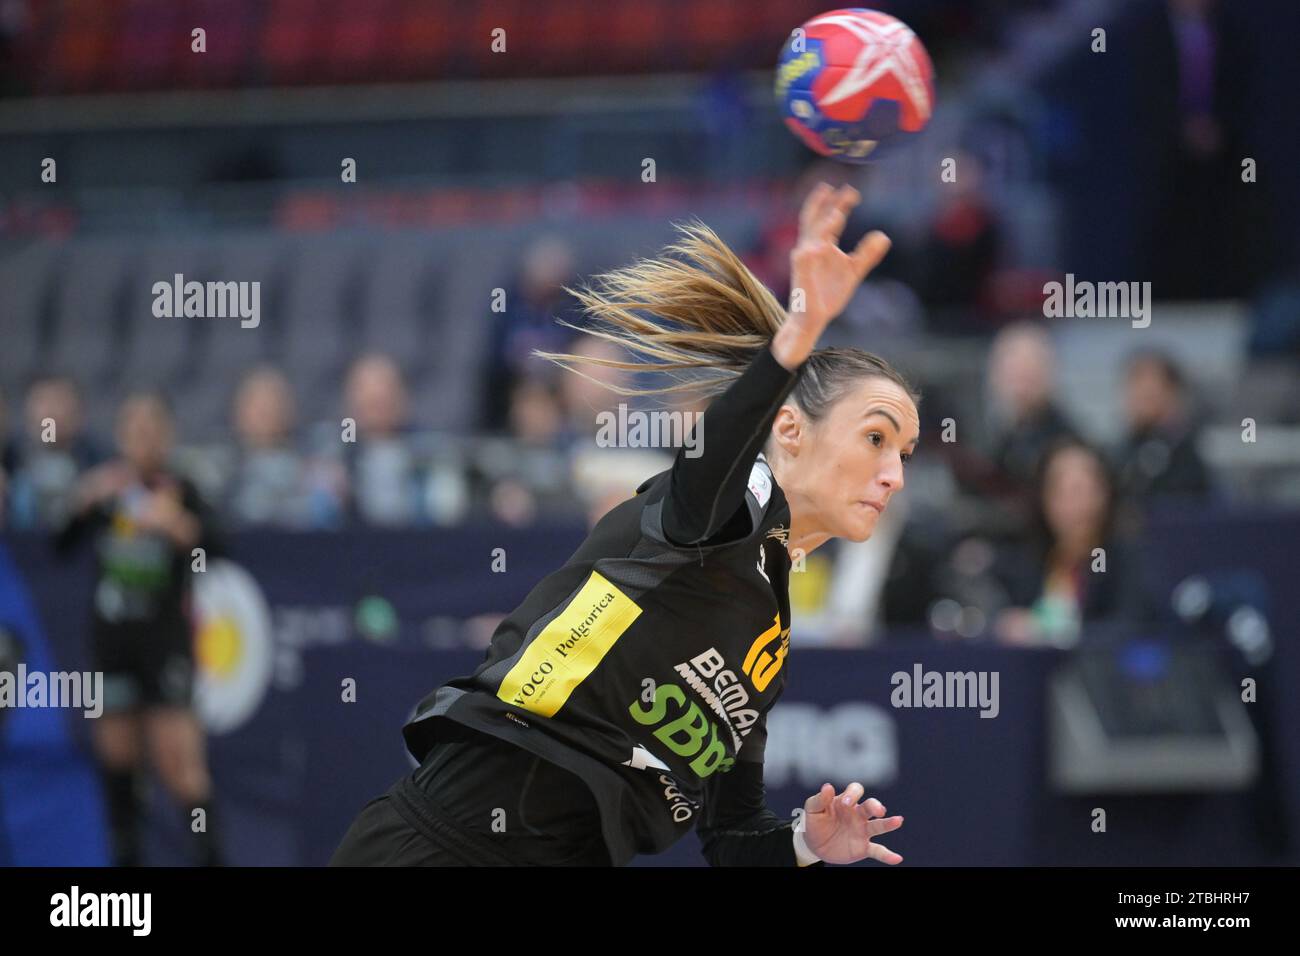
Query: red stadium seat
684,0,750,68
468,0,528,77
391,0,456,80
48,0,120,93
603,0,665,73
320,0,396,84
260,0,323,85
182,0,258,89
112,0,186,92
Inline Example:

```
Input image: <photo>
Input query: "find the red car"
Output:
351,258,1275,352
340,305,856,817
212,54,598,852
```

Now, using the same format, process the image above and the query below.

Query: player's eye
901,452,913,464
867,432,883,447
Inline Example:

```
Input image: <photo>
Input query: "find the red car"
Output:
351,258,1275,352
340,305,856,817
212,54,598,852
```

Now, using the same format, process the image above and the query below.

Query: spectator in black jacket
1115,349,1212,502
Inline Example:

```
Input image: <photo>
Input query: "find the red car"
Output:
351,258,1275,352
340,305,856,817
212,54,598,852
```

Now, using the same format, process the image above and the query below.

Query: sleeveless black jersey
403,346,806,866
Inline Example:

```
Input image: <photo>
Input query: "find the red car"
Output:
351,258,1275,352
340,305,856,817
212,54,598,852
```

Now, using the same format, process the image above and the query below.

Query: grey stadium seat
118,237,225,391
45,237,135,389
282,234,371,416
202,232,290,378
0,240,63,388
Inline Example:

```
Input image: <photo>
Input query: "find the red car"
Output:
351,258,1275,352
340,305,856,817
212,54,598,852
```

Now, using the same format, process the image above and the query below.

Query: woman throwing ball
332,183,918,867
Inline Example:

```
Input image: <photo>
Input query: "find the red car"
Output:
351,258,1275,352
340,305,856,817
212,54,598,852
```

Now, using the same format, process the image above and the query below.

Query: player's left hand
801,782,904,865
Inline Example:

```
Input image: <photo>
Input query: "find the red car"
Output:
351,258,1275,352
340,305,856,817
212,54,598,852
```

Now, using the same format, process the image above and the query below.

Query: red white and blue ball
776,8,935,163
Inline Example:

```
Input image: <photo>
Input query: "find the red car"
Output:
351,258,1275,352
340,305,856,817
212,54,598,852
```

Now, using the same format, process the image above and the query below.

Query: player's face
117,399,173,473
1043,446,1109,542
807,378,919,543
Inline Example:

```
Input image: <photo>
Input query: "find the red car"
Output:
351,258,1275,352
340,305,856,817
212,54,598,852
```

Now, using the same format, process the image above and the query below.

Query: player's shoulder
637,454,775,509
634,468,671,498
746,452,775,513
635,455,783,553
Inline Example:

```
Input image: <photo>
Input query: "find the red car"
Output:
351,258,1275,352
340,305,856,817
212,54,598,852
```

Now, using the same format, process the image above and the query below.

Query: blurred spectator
982,322,1079,498
918,149,1002,330
944,322,1079,541
1114,350,1212,503
334,353,425,527
556,334,630,429
471,373,584,527
3,374,107,530
222,366,337,528
474,332,647,527
993,439,1147,647
479,235,582,433
1151,0,1235,299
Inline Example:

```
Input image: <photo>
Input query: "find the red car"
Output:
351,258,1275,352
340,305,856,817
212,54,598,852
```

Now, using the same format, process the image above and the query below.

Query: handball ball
776,7,935,163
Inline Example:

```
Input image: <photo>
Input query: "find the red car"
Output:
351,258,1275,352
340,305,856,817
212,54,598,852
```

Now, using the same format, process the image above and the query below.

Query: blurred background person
54,392,224,867
222,365,319,528
470,372,585,527
951,322,1080,531
917,148,1004,332
993,438,1148,647
1115,349,1213,504
4,374,107,531
331,352,423,527
479,235,582,433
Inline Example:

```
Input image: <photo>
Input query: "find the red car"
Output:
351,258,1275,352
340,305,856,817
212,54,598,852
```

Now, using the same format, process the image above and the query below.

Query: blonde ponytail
533,219,918,416
532,221,787,400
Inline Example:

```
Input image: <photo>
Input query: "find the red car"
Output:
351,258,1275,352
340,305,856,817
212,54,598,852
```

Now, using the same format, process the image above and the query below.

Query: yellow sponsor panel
498,570,642,717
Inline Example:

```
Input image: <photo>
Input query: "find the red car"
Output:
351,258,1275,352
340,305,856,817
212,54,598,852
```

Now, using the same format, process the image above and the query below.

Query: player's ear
769,404,804,457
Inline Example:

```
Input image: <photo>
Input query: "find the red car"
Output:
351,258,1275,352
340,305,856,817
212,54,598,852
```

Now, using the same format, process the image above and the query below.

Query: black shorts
93,618,195,714
330,731,611,867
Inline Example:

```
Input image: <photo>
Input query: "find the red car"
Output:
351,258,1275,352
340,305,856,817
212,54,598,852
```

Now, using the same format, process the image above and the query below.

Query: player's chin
840,504,880,542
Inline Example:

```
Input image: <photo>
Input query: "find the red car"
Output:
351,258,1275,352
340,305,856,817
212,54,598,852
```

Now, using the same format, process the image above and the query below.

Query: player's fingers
863,814,904,838
805,782,836,813
838,781,865,808
815,184,859,240
850,229,892,277
864,797,886,818
867,841,904,865
799,183,834,235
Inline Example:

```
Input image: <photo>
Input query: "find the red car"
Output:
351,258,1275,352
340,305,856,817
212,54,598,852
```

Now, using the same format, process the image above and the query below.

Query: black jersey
55,470,222,711
55,471,220,638
403,346,812,866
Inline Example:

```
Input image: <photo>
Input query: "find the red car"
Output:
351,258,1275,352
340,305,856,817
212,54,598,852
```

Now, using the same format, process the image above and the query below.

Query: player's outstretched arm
661,183,891,548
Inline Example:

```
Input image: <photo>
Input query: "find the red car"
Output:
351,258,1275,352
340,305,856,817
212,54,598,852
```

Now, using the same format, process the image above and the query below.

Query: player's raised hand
772,183,890,369
74,461,131,511
801,781,904,866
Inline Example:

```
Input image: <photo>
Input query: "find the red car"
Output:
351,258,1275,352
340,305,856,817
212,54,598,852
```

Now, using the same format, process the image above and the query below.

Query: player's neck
765,452,832,558
786,520,833,560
